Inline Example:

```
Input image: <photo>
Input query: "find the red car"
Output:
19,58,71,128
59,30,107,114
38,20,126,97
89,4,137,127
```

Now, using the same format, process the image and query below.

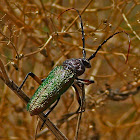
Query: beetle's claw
77,109,85,113
40,120,46,130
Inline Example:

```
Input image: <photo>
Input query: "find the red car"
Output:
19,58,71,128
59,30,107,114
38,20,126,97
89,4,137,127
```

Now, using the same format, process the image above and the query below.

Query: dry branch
0,59,68,140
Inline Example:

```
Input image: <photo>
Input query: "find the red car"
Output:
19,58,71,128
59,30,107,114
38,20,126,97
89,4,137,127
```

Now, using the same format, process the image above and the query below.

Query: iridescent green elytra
27,66,76,116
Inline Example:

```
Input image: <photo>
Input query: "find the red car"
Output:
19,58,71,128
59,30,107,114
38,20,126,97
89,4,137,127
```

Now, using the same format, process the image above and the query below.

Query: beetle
18,8,130,129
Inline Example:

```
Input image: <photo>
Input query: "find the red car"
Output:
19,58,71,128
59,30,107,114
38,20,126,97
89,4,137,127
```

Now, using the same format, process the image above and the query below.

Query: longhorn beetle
18,8,130,129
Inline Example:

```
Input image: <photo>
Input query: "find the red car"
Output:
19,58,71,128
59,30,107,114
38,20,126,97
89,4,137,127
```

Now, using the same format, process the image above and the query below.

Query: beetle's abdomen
27,66,76,116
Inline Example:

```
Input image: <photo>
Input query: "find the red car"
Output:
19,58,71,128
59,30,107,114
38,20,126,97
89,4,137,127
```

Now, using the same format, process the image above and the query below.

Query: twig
117,6,140,40
65,0,94,32
0,59,10,84
24,35,53,57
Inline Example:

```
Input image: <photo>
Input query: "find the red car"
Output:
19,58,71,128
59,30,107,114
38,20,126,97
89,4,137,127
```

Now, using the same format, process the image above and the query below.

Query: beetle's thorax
62,58,91,77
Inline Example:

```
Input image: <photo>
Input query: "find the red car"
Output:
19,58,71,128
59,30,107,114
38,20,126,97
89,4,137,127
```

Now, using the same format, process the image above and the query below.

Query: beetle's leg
73,84,82,113
76,78,94,85
76,82,85,113
58,83,86,126
61,84,85,120
18,72,42,90
59,84,83,121
69,84,85,114
40,97,60,130
75,83,85,139
44,97,60,117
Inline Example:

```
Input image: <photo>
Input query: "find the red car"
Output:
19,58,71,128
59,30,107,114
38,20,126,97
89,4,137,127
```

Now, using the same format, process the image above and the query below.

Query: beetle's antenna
58,8,86,58
88,31,131,63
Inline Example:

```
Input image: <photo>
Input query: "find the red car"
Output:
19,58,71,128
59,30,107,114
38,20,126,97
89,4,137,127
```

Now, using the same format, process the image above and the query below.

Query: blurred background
0,0,139,139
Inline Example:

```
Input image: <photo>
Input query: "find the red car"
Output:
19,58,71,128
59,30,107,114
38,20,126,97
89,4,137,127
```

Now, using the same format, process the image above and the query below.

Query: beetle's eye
82,59,91,68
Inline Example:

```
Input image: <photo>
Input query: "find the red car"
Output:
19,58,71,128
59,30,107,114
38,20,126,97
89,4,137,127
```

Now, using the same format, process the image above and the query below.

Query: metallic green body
27,66,76,116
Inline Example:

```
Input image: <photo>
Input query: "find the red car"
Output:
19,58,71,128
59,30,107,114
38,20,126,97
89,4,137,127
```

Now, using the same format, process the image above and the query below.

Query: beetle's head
81,58,91,68
63,58,91,77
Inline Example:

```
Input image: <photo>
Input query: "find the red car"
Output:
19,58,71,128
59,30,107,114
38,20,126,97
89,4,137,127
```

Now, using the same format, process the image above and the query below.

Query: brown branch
0,59,68,140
